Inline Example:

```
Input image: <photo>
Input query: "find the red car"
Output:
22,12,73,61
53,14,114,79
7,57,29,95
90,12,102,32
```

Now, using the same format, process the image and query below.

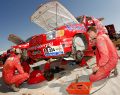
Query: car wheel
44,70,54,81
72,34,88,61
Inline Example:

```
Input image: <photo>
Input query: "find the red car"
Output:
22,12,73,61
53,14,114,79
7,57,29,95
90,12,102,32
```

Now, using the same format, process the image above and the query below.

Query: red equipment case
66,82,92,95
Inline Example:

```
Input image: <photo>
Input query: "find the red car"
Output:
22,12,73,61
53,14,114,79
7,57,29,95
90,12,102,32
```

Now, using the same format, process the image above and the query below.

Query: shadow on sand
0,77,12,92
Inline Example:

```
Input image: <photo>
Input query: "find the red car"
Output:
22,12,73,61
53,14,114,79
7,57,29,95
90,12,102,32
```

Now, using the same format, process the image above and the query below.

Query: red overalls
2,54,29,87
89,33,118,82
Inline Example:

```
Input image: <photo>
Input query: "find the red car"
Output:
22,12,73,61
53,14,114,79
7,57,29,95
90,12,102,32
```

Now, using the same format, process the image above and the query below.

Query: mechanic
2,48,29,91
87,26,118,82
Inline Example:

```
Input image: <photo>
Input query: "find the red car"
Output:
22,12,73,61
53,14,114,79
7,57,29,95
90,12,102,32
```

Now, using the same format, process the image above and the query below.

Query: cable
73,66,109,95
64,65,116,95
90,72,120,94
90,77,109,95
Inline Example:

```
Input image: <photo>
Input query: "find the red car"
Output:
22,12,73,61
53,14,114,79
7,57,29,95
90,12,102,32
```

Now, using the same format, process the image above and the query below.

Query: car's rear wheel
72,34,88,61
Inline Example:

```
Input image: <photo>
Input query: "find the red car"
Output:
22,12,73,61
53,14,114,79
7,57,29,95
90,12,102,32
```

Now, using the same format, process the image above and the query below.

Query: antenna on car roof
56,2,58,28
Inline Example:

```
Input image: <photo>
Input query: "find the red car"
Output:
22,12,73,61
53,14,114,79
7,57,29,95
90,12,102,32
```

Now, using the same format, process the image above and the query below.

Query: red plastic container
66,82,92,95
28,70,46,84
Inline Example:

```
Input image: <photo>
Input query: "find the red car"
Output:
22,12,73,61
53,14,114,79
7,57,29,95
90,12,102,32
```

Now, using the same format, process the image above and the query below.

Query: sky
0,0,120,51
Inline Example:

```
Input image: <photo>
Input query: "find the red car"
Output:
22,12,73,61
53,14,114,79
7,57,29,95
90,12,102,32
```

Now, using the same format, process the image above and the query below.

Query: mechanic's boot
113,68,118,77
28,94,32,95
10,84,20,92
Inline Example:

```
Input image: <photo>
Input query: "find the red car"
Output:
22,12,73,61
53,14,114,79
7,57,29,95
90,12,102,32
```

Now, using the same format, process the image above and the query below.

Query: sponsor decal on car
56,30,64,37
28,42,53,51
44,45,64,56
66,24,86,31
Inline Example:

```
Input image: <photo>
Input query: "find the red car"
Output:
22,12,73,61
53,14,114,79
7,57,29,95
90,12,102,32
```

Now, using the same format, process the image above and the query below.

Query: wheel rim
74,37,85,51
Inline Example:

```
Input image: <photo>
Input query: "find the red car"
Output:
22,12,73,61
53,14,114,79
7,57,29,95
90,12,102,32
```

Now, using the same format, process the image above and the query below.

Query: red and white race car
26,1,94,62
7,1,104,63
0,1,106,83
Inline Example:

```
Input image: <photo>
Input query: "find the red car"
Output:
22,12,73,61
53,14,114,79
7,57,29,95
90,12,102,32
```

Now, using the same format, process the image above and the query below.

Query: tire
44,70,54,81
113,68,118,77
72,34,88,61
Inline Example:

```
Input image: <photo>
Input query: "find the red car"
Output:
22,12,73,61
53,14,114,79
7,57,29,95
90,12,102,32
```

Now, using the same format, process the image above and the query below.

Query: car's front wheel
72,34,88,61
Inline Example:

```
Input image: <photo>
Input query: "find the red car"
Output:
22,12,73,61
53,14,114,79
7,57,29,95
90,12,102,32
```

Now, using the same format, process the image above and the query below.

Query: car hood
31,1,79,32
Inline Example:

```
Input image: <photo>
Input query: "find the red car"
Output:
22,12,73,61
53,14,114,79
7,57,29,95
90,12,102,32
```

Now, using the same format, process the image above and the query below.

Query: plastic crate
66,82,92,95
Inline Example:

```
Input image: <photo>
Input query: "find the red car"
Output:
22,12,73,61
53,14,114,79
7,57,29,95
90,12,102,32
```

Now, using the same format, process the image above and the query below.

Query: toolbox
66,82,92,95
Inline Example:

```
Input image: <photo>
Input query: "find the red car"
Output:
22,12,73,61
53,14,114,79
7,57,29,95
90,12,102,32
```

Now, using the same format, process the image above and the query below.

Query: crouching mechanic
2,48,29,91
87,26,118,82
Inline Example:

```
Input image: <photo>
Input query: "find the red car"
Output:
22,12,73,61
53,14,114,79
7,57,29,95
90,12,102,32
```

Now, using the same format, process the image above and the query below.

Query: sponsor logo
44,45,64,56
66,24,86,31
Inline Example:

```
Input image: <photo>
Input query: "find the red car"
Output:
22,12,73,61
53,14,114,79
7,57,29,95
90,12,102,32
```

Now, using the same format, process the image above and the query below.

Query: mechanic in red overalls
87,26,118,82
2,48,29,91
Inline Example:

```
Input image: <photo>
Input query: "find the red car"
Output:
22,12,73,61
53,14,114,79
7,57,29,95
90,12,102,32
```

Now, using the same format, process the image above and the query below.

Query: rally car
27,1,94,62
5,1,104,63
